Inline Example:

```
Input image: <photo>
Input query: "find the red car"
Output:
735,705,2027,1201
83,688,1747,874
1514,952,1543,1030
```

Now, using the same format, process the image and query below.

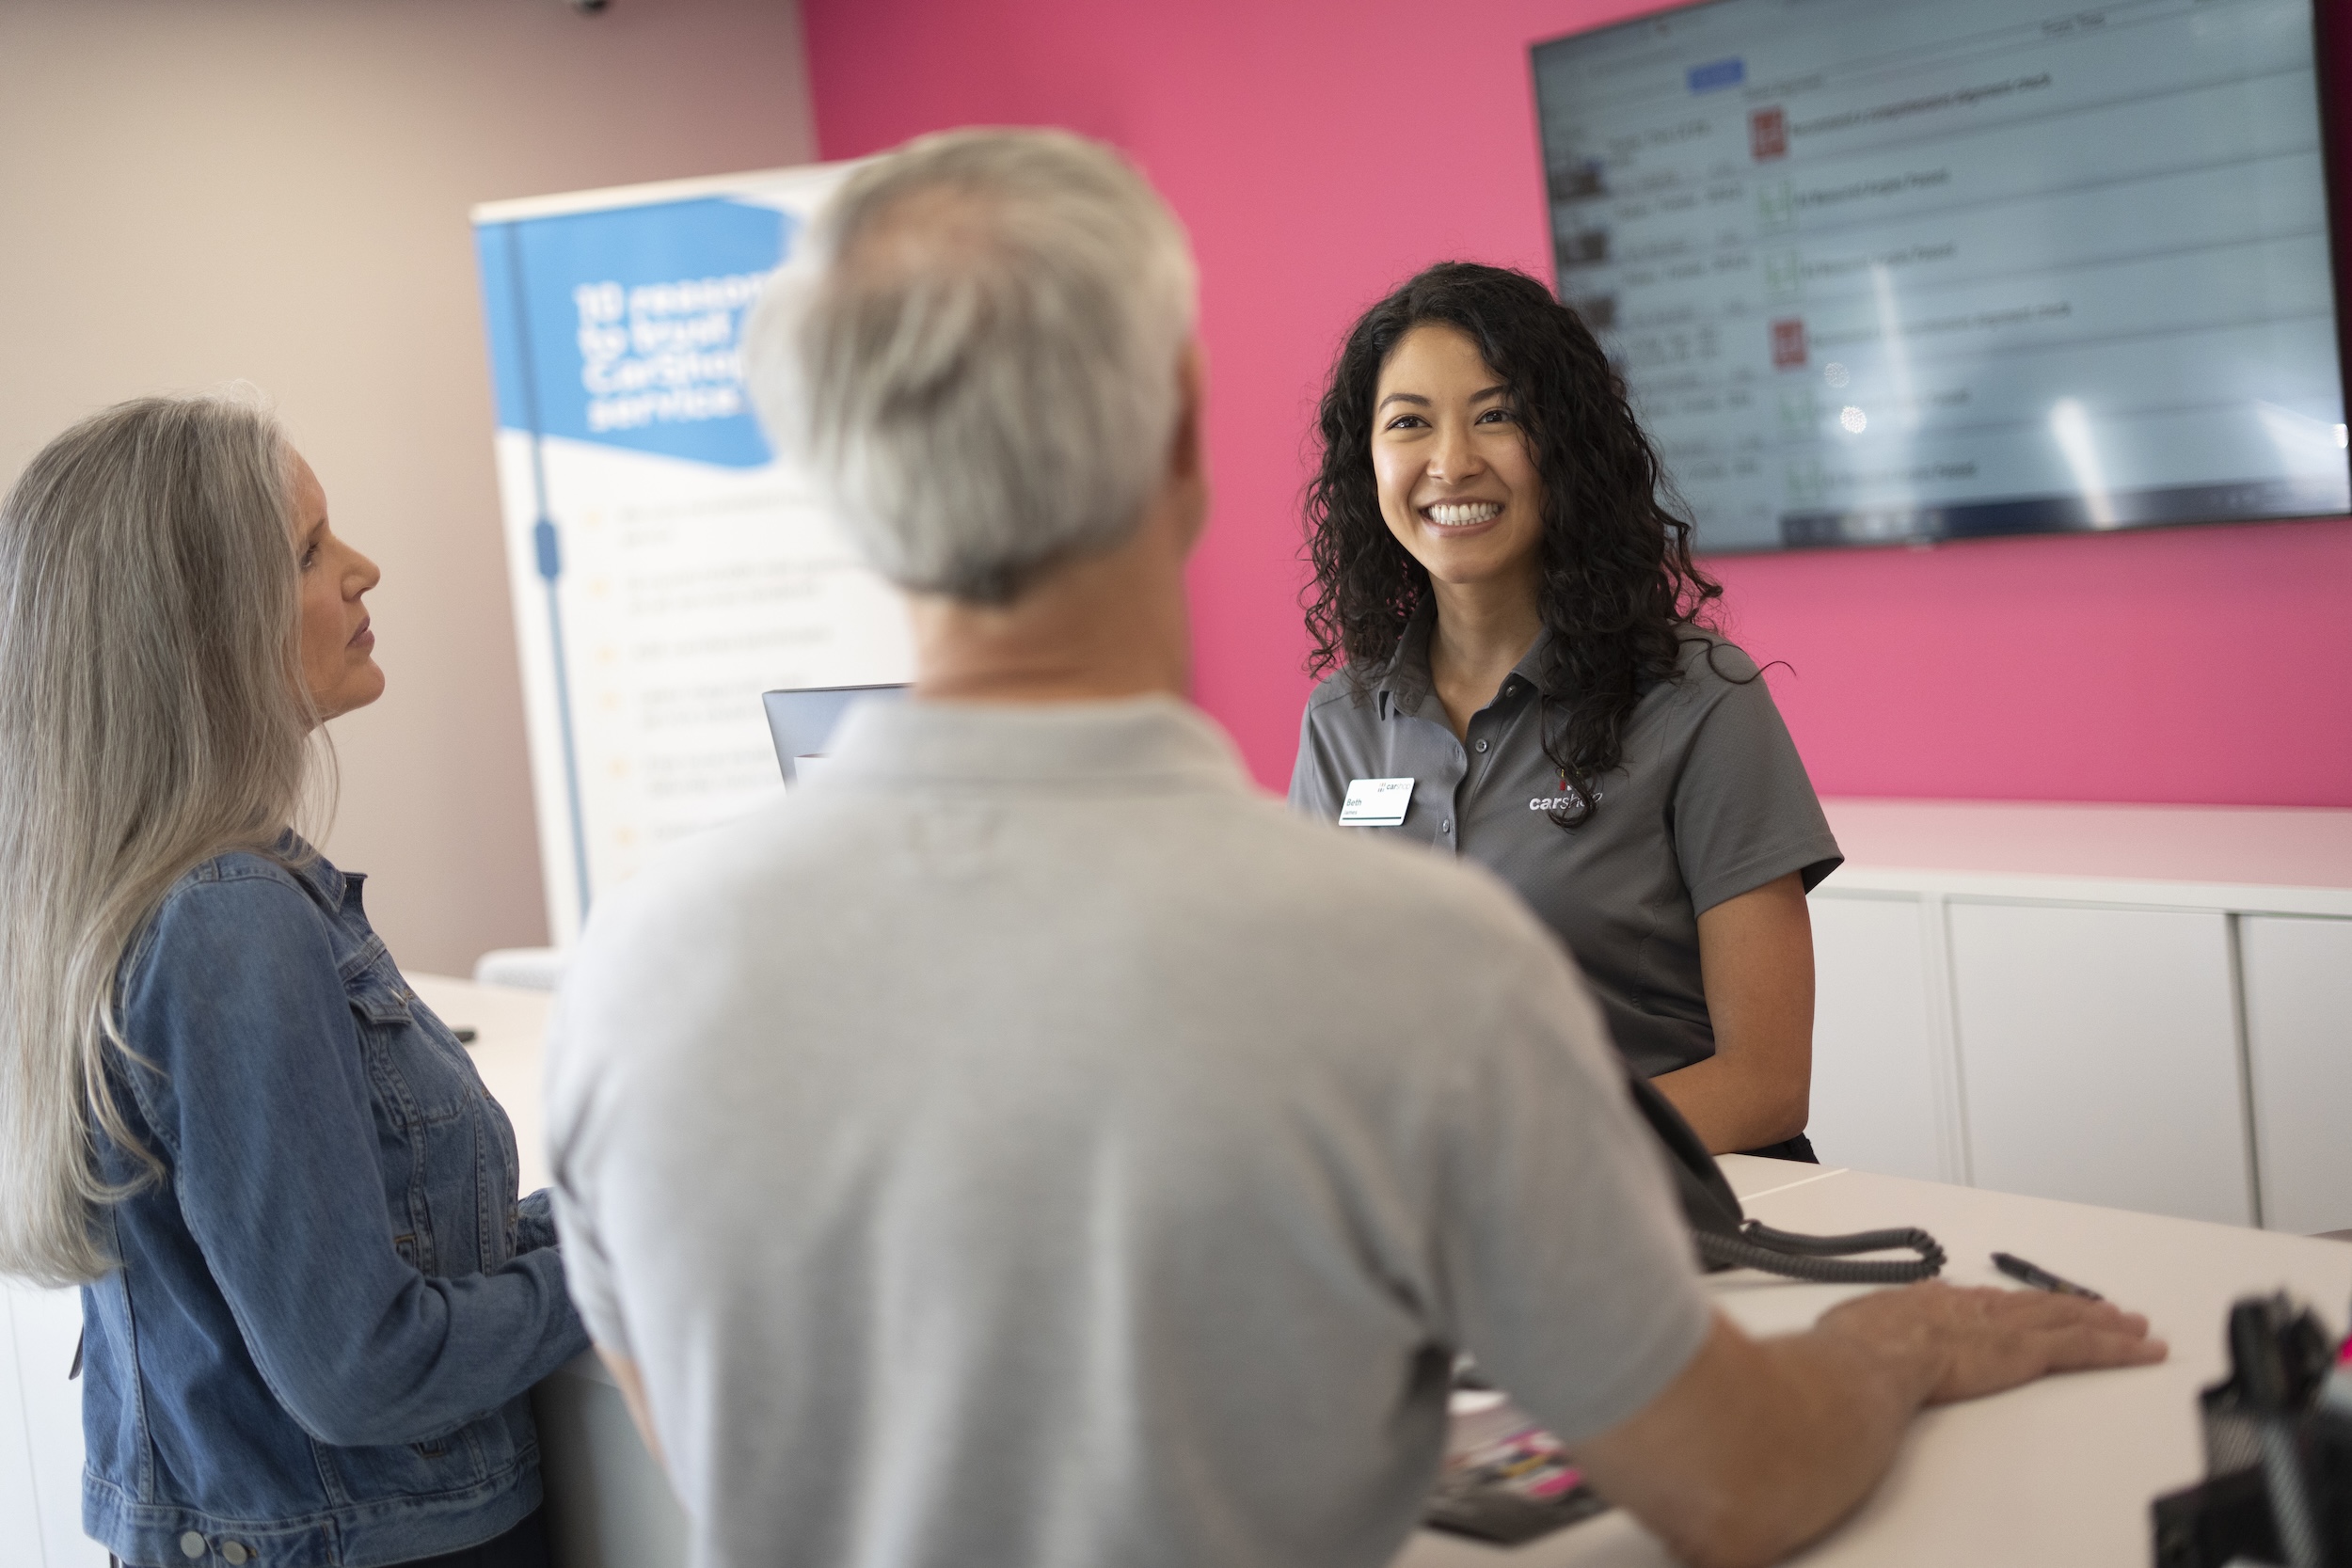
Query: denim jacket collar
273,831,355,911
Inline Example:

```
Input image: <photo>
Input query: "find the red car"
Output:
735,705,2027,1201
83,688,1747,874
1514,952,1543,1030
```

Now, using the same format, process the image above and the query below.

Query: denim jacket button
179,1532,207,1559
223,1544,250,1565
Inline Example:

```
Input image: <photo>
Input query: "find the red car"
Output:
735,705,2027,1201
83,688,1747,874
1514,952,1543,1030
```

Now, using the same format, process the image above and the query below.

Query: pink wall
803,0,2352,807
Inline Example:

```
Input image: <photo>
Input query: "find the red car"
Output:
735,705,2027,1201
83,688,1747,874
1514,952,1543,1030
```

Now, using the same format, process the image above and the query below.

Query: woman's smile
1421,499,1506,532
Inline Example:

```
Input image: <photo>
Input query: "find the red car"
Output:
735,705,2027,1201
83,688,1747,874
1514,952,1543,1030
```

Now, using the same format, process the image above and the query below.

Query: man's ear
1165,338,1211,551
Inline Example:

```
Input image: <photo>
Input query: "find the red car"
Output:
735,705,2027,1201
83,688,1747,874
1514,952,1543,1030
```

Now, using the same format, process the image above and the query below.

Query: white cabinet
1804,801,2352,1231
1805,894,1952,1182
1947,904,2250,1225
534,1359,689,1568
2,1279,102,1567
2243,915,2352,1235
0,1287,40,1553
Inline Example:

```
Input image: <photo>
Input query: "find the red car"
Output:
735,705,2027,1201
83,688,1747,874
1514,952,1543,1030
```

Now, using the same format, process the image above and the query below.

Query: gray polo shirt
547,695,1709,1568
1290,614,1841,1079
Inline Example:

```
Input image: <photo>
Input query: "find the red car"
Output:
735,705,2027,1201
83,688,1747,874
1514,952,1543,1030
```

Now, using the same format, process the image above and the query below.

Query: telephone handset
1625,1072,1946,1286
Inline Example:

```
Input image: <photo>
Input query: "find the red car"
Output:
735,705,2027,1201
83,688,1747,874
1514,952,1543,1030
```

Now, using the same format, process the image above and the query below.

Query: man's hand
1820,1280,2168,1405
1571,1289,2167,1568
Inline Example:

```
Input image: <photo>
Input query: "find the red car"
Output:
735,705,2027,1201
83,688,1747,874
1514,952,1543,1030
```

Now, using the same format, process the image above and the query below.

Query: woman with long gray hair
0,394,587,1568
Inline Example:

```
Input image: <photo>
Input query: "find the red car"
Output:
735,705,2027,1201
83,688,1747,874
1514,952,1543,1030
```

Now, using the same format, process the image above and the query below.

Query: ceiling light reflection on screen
2050,398,2117,529
2253,400,2352,477
1869,261,1919,432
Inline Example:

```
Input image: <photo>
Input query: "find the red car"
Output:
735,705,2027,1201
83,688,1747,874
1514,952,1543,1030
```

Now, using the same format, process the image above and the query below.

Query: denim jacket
82,841,591,1568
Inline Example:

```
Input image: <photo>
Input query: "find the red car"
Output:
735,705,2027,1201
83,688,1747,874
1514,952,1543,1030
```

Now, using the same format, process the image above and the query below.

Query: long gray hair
0,394,315,1285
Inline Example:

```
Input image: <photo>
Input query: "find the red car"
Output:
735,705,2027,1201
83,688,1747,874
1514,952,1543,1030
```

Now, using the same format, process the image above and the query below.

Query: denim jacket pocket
342,937,411,1026
311,1413,500,1508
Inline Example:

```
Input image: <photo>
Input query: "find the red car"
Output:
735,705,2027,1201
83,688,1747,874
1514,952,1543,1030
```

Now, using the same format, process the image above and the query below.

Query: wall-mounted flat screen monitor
1532,0,2351,552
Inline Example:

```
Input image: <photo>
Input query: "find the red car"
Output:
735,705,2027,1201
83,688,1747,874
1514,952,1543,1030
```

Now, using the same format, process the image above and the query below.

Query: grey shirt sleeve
1431,937,1715,1442
545,985,633,1358
1669,646,1843,915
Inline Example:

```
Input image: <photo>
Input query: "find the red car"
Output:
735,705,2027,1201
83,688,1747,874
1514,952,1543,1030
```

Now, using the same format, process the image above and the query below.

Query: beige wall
0,0,818,974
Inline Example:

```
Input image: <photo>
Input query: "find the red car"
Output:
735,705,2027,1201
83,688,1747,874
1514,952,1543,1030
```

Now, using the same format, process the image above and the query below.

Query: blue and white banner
474,164,911,944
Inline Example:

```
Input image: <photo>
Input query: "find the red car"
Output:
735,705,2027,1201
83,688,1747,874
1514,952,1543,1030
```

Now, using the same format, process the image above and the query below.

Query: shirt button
1441,818,1454,832
180,1534,207,1559
224,1545,251,1565
1474,739,1488,752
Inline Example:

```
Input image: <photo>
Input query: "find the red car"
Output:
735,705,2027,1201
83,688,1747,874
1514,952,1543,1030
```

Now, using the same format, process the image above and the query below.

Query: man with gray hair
545,129,2158,1568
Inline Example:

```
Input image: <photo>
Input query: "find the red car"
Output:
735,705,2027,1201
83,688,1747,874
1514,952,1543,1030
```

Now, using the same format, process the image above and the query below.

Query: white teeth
1426,501,1502,527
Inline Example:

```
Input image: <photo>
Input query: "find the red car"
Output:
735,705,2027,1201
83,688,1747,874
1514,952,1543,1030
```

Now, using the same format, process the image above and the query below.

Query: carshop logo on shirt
1529,789,1602,816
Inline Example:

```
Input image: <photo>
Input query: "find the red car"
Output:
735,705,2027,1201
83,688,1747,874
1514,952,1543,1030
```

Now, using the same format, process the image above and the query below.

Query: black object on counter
2152,1291,2352,1568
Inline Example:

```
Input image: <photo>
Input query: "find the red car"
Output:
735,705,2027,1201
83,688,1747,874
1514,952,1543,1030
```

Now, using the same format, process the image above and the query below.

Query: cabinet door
1807,894,1947,1180
533,1362,690,1568
2243,915,2352,1236
0,1285,42,1567
8,1281,103,1566
1948,903,2250,1225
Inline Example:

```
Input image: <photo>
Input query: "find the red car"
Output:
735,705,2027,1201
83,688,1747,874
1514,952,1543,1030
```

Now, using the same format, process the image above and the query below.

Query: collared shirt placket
1375,627,1552,860
1374,683,1463,856
1456,674,1541,863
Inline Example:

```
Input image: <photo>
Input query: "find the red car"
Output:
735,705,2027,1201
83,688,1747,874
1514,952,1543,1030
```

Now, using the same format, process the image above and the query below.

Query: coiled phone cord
1695,1219,1947,1285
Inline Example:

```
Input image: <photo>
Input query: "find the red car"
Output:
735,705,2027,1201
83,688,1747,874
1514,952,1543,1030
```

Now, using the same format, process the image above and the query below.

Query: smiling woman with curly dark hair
1289,261,1844,1158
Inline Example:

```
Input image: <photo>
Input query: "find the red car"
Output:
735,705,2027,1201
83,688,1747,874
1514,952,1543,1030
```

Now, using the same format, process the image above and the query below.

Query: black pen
1992,1251,2105,1301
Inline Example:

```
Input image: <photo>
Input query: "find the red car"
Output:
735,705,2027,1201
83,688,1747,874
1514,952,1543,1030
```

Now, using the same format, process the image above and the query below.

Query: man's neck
907,511,1192,705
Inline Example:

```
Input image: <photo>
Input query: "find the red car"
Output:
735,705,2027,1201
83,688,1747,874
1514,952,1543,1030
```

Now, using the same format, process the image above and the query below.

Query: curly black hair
1302,261,1724,824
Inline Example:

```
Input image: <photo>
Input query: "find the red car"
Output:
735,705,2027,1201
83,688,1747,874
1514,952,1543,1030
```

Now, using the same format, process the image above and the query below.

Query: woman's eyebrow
1376,385,1511,413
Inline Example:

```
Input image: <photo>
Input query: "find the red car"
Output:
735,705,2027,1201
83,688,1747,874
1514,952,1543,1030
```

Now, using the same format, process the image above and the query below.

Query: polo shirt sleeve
544,985,632,1358
1429,936,1715,1443
1669,642,1843,915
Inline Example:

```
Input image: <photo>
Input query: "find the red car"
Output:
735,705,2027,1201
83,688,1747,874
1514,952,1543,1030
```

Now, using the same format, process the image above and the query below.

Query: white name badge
1338,776,1414,828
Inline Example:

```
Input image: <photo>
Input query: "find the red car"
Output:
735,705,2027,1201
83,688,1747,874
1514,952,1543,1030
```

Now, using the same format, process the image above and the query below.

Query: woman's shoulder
1667,625,1765,691
1624,626,1777,737
128,847,331,981
1300,663,1377,723
112,848,349,1097
158,847,316,913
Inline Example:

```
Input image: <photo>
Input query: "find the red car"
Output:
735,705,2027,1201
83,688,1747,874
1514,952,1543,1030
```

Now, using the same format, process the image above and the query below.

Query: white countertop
419,974,2352,1564
1403,1155,2352,1567
1819,798,2352,914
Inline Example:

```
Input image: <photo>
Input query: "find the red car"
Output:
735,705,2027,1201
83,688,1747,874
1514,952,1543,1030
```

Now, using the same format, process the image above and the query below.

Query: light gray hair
750,127,1198,604
0,393,315,1285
